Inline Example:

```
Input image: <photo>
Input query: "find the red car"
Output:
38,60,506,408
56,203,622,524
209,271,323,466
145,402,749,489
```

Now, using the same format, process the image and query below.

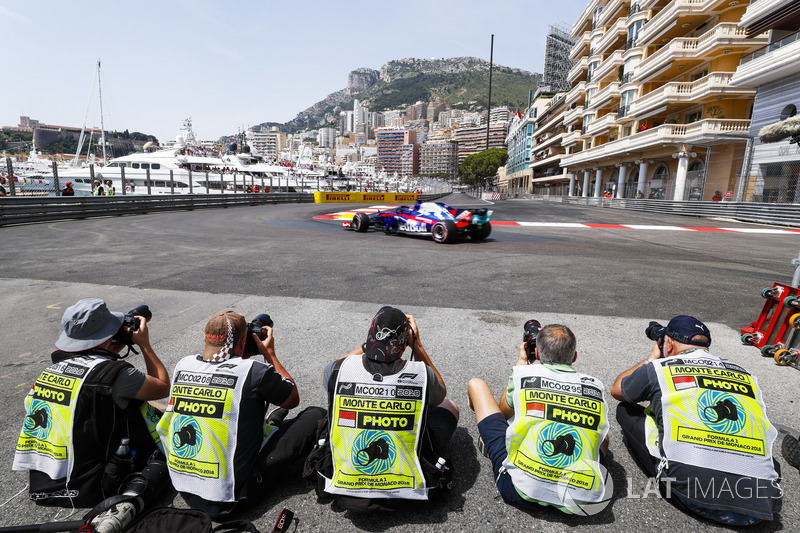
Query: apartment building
730,0,800,203
401,143,420,177
560,0,767,200
376,128,417,175
420,141,459,178
245,127,287,160
454,117,509,165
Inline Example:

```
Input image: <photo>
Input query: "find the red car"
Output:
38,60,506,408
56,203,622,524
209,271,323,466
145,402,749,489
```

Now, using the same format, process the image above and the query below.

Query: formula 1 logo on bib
352,430,396,475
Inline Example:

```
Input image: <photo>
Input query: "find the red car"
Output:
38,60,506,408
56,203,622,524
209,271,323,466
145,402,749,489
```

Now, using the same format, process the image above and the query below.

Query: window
152,163,161,170
686,111,702,124
141,163,150,169
132,163,140,169
691,68,708,82
654,165,668,180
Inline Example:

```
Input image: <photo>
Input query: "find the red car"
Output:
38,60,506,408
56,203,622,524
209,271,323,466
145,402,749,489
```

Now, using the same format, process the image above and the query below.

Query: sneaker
782,434,800,471
477,436,490,458
267,408,289,427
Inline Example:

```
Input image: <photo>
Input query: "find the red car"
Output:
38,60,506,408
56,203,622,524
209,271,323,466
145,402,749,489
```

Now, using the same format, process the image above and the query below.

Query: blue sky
2,0,589,144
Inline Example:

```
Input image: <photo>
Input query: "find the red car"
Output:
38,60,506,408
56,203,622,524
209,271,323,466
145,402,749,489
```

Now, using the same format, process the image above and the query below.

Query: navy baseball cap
363,307,409,362
665,315,712,347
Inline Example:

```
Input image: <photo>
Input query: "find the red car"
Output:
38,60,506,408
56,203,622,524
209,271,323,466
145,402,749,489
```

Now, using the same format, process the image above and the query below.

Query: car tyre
469,223,492,241
353,212,370,232
432,220,457,243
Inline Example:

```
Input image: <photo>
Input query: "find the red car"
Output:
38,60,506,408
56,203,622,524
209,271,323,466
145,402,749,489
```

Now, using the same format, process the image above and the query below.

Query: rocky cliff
279,57,540,131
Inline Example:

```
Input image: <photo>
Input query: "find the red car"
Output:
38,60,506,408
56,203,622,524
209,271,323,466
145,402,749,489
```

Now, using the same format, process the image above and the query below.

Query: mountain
278,57,541,131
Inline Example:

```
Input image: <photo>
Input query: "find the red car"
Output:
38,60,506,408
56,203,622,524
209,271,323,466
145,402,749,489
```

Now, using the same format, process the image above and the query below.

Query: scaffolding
543,24,576,93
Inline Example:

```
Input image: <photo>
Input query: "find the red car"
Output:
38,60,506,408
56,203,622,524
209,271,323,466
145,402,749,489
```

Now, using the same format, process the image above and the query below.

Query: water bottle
435,457,448,472
102,437,132,497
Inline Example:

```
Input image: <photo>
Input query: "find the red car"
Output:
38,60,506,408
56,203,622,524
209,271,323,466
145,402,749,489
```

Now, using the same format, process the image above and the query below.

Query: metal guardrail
535,196,800,228
0,193,313,227
0,192,452,227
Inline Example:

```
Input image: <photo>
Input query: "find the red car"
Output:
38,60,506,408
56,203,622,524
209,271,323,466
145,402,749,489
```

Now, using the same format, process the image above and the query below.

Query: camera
111,305,152,349
244,313,273,356
523,319,542,361
645,321,666,342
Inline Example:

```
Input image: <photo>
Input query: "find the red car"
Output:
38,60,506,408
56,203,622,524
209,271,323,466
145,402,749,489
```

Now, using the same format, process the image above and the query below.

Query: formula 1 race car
342,201,493,243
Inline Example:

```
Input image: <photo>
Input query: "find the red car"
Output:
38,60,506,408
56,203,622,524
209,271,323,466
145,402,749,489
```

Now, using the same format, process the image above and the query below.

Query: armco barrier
534,196,800,228
0,193,313,227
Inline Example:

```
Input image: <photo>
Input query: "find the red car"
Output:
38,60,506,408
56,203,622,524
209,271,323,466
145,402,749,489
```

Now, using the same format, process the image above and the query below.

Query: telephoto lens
523,320,542,361
645,321,664,342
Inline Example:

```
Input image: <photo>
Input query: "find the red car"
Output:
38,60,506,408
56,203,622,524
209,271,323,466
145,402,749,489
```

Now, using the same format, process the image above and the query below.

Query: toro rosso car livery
343,201,493,243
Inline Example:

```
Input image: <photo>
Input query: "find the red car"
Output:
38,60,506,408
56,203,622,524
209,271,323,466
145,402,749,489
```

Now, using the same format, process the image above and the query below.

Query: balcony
637,0,730,47
595,18,628,55
560,118,751,167
596,0,626,27
635,24,767,83
732,30,800,87
565,81,587,106
567,57,589,84
590,50,625,84
562,129,582,147
629,72,756,117
570,31,592,60
563,105,585,126
585,112,619,136
592,82,621,109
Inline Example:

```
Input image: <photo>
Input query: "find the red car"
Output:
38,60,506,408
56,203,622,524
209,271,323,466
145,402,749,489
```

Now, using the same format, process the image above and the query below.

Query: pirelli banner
314,192,418,203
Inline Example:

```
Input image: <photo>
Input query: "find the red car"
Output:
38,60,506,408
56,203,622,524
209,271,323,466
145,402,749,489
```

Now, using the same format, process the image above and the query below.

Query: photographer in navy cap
12,298,169,507
611,315,782,525
314,306,459,511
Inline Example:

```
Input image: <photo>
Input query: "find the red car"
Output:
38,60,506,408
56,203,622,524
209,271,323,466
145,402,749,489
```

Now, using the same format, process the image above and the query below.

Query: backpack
303,415,453,512
125,507,292,533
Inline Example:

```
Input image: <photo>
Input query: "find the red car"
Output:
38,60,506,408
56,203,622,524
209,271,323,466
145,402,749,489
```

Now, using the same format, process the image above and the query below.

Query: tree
459,148,508,186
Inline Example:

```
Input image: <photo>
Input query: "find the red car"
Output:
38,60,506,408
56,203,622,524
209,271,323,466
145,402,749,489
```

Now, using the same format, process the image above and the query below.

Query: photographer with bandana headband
314,306,459,511
157,310,325,518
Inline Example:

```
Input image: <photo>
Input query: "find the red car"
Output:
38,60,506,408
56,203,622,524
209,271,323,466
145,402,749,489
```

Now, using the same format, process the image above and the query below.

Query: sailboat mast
97,60,107,164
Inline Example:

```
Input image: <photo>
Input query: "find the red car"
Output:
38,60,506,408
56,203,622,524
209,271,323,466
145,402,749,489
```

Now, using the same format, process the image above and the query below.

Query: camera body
523,320,542,362
111,305,152,347
244,313,273,356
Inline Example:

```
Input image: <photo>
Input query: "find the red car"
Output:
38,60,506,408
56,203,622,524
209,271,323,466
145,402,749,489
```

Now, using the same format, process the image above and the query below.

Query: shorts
476,413,550,512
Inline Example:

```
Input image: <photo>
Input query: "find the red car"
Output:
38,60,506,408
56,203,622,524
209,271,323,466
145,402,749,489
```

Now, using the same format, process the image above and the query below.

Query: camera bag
124,507,264,533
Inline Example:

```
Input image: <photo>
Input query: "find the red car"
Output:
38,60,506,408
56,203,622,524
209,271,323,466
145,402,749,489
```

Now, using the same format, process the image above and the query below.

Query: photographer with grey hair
467,323,610,514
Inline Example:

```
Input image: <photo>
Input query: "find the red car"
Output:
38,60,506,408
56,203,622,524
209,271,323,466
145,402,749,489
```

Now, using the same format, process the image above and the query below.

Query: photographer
611,315,782,525
316,306,459,511
467,323,610,514
157,310,324,518
12,298,169,507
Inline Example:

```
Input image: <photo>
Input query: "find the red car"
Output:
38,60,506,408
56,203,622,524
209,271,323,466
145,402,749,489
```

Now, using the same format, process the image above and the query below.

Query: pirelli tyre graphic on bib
504,367,609,507
158,359,253,502
13,357,105,480
654,353,778,480
326,356,430,500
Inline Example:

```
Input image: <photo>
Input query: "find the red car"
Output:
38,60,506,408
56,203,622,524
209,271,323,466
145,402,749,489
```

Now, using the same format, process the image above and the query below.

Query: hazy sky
2,0,589,144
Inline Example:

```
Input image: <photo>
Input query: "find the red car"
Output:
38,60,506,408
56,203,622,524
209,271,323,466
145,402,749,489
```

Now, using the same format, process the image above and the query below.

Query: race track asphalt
0,193,798,532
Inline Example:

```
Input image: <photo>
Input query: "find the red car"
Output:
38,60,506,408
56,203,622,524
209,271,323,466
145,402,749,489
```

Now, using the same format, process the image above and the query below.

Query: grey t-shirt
111,366,146,408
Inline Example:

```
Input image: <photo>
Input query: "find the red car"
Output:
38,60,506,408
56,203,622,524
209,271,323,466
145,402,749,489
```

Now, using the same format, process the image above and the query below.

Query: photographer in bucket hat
13,298,169,507
611,315,782,525
157,310,325,518
311,306,459,511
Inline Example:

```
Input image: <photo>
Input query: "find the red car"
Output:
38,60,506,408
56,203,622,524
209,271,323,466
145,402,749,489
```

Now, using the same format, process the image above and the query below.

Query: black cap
363,307,409,362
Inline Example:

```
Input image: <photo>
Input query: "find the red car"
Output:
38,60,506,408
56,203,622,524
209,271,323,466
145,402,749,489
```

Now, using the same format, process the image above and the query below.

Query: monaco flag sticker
339,410,356,428
526,402,546,418
672,376,697,390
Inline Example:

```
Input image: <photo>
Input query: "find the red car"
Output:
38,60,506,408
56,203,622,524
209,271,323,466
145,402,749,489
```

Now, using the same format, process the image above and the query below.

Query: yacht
58,119,306,195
